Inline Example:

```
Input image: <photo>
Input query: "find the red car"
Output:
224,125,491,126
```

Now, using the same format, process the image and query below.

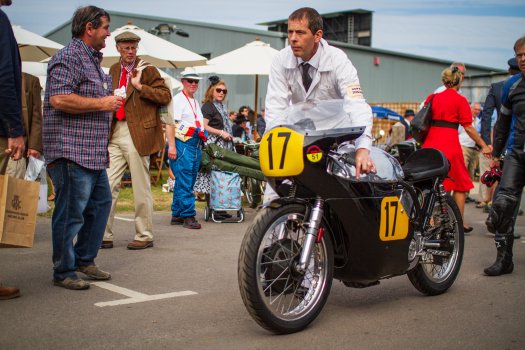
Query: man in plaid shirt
43,6,123,290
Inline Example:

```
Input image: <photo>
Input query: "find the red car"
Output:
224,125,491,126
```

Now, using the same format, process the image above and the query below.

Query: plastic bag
24,156,49,213
24,156,45,181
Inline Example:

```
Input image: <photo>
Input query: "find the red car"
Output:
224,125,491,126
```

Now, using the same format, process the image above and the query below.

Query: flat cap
404,109,415,118
115,31,141,43
508,57,519,71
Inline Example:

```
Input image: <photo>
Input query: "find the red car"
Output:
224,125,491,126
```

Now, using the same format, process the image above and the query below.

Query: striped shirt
43,38,113,170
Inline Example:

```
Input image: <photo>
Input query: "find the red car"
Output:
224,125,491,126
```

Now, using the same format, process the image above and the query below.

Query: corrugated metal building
45,10,505,113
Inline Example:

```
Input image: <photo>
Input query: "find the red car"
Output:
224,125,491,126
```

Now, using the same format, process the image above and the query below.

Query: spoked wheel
242,176,255,205
407,195,464,295
238,204,333,334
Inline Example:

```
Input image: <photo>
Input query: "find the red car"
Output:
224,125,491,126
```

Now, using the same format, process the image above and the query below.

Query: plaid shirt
43,38,112,170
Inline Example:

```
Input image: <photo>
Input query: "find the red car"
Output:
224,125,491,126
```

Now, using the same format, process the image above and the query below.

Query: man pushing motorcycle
263,7,375,203
240,10,465,332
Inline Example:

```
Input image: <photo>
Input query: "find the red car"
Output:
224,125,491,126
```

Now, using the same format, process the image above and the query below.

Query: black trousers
491,149,525,240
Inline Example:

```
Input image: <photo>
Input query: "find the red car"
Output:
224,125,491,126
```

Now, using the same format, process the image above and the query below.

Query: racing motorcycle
237,100,464,334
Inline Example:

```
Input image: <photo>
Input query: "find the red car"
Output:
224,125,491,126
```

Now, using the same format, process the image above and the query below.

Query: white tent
101,24,207,69
194,39,278,75
194,40,279,117
13,25,63,62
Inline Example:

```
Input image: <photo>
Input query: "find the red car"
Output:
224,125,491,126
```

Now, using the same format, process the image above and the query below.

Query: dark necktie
301,62,312,92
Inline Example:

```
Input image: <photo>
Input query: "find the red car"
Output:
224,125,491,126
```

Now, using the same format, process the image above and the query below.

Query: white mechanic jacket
265,38,373,150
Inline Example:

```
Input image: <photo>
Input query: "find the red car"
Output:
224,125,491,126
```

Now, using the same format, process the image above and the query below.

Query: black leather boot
484,236,514,276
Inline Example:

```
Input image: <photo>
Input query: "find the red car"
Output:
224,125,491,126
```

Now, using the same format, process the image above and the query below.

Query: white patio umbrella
101,24,207,69
156,69,182,91
13,25,63,62
21,62,48,93
193,39,279,119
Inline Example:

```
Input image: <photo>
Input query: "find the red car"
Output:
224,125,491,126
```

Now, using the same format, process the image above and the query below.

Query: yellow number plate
259,127,304,177
379,196,409,241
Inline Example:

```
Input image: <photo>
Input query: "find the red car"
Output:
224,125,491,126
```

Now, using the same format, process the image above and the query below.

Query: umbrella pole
253,74,259,139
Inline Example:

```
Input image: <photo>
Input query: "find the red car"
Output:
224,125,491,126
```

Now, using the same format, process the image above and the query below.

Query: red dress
422,88,473,192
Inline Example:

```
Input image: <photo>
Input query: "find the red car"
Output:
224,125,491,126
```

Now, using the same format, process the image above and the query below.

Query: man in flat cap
102,30,171,250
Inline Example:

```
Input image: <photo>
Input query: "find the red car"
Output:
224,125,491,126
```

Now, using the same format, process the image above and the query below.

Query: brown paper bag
0,175,40,248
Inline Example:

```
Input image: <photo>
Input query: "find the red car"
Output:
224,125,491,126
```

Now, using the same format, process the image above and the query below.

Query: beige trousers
461,146,479,181
104,121,153,242
478,152,492,201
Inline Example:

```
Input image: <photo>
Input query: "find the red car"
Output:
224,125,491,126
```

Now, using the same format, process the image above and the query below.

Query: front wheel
407,194,464,295
238,204,334,334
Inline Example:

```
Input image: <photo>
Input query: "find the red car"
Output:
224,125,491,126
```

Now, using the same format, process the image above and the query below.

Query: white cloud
374,14,524,68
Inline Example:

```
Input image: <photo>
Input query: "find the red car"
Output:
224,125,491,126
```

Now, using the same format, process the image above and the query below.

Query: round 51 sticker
306,145,323,163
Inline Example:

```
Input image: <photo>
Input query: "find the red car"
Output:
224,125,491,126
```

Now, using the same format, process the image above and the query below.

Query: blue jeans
47,159,112,281
170,135,202,218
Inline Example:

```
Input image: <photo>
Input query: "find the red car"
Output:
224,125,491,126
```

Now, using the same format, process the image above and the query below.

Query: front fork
295,197,324,274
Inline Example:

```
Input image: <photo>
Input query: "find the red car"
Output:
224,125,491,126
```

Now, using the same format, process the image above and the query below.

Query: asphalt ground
1,189,524,349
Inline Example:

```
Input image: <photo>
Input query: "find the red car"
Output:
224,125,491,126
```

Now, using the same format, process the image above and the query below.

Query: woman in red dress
422,66,491,232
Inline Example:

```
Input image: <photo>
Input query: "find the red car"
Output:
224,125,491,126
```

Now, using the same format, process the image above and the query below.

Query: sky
4,0,525,70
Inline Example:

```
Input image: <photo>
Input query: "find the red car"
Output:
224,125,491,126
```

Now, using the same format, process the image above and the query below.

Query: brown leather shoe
0,285,21,300
183,217,201,229
100,240,113,249
127,240,154,250
170,216,184,225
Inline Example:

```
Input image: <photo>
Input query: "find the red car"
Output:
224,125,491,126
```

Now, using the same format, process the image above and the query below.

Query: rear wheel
407,195,464,295
238,204,334,334
203,206,210,222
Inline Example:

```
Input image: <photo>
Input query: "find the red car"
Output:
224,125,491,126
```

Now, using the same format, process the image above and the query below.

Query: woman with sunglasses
194,76,234,218
166,68,207,229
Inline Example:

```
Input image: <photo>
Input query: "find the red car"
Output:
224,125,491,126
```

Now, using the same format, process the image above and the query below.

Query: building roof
257,8,373,26
45,10,286,39
329,39,505,73
44,9,505,74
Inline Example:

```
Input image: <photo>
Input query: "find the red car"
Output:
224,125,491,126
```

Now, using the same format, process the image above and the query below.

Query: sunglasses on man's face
215,88,228,94
185,79,199,84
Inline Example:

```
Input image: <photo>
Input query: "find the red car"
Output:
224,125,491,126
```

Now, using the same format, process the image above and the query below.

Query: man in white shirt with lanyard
165,68,206,229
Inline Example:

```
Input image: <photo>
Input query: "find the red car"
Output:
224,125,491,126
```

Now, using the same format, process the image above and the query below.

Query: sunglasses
185,79,199,84
215,88,228,94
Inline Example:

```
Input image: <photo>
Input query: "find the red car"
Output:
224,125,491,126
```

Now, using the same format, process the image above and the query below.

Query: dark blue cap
508,57,519,70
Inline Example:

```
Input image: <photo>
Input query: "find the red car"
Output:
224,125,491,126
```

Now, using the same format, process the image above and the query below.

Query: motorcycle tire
407,194,464,295
238,204,334,334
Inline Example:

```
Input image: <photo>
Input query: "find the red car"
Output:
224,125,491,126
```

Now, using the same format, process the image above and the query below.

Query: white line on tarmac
92,282,198,307
114,216,135,222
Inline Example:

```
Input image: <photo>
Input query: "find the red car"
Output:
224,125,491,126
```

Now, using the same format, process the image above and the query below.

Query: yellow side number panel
259,127,304,177
379,196,409,241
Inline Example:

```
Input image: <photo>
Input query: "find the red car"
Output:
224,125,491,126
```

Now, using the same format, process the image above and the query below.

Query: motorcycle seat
401,148,450,182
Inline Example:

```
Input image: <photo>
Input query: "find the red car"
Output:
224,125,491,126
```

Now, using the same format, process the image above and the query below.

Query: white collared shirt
265,39,373,150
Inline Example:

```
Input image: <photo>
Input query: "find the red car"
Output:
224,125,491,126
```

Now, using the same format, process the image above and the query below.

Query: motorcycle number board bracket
379,196,409,241
260,127,305,177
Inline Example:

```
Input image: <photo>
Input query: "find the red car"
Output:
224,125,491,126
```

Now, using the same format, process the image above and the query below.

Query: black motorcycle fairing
328,197,412,282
